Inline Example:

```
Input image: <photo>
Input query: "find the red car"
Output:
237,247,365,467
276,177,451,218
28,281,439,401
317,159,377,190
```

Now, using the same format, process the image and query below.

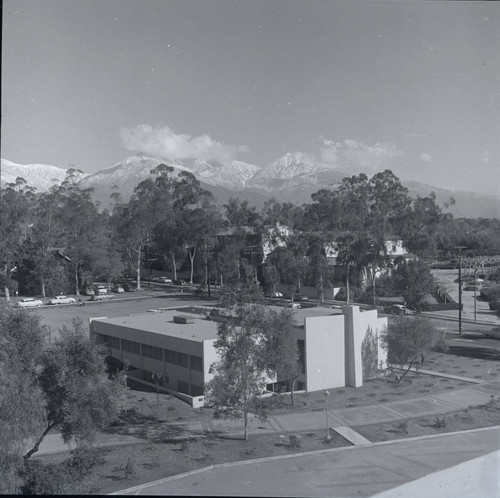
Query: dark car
174,279,188,286
384,304,415,315
121,282,135,292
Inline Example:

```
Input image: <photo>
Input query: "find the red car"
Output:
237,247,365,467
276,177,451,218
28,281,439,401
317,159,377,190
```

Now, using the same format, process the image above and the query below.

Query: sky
2,0,499,195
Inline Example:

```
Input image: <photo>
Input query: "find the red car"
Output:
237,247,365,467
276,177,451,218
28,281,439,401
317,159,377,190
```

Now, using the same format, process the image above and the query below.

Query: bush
480,285,500,301
334,286,362,302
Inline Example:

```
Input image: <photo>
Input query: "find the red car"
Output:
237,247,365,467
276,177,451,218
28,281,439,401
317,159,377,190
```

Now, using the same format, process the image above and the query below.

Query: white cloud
420,153,432,163
482,150,490,164
320,139,404,170
120,124,248,162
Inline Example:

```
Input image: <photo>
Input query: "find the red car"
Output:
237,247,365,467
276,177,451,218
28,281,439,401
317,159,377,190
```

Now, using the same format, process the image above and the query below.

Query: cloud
120,124,248,162
420,153,432,163
482,150,490,164
320,139,404,170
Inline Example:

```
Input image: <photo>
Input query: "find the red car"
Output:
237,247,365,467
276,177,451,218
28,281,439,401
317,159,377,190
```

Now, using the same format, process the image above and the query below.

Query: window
97,334,119,349
165,349,188,368
297,340,305,374
94,333,108,345
142,344,163,361
189,355,203,372
177,380,189,394
108,336,120,349
190,384,204,396
122,339,140,355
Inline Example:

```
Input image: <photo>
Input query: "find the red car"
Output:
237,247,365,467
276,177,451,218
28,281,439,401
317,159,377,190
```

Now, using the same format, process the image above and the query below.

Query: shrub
432,416,447,429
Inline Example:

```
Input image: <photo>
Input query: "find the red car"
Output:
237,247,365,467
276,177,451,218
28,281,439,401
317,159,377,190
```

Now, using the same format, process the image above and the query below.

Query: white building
89,305,387,406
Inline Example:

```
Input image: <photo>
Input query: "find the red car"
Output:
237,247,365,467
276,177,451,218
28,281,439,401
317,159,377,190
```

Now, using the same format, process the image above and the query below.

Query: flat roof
92,310,219,342
264,305,343,326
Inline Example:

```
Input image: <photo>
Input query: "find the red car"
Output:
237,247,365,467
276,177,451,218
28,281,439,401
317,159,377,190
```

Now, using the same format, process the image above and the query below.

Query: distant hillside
2,155,500,218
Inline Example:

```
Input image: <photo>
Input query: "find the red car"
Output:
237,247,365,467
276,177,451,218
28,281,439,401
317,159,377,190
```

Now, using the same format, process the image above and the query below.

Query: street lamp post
323,390,331,441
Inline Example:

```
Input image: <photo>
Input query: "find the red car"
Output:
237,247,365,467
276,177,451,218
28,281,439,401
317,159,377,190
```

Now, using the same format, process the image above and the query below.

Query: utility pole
455,246,467,335
323,390,331,442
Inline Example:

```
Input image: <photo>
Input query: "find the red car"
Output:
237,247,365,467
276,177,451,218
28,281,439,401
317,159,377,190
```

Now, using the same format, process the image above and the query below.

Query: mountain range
2,154,499,219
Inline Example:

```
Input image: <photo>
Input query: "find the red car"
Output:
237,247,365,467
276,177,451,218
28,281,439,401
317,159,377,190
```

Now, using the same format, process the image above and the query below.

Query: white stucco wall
304,315,345,391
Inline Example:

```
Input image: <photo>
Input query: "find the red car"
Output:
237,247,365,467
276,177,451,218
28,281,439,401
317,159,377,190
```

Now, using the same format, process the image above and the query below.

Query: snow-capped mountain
0,158,88,191
78,154,262,206
79,154,191,205
190,159,261,190
2,154,500,218
247,152,319,190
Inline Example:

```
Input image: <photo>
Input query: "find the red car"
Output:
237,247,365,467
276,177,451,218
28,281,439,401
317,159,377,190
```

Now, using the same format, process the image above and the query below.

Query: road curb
109,425,500,495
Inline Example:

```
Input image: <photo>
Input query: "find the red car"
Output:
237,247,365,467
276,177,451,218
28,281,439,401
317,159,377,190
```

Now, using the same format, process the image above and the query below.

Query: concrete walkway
36,376,500,456
111,426,500,496
160,377,500,442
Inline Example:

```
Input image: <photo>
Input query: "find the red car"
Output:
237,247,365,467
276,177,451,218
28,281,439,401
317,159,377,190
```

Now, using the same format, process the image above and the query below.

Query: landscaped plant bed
35,429,349,495
355,395,500,444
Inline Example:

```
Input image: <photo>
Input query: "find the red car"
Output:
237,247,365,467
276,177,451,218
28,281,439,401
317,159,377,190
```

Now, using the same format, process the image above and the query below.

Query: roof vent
173,315,193,324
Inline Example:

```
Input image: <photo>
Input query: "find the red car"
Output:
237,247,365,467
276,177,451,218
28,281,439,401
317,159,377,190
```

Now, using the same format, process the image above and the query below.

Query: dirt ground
35,347,500,495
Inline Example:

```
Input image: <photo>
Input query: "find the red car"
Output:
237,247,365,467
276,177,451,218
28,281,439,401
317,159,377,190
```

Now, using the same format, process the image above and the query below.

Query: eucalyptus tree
206,286,274,440
0,178,37,299
53,169,99,295
114,164,175,289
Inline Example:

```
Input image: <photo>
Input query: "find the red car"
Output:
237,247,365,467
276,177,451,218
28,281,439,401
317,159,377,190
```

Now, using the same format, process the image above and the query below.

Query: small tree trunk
290,377,297,406
172,255,177,281
5,286,10,301
398,357,416,383
136,250,142,290
24,421,58,460
74,264,80,296
243,410,248,441
189,247,196,284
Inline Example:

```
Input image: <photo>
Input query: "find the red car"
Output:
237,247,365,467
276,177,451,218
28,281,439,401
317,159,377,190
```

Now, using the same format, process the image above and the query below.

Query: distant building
89,305,387,407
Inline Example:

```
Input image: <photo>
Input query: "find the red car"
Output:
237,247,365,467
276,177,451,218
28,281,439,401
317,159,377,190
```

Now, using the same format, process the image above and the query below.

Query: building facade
89,305,387,406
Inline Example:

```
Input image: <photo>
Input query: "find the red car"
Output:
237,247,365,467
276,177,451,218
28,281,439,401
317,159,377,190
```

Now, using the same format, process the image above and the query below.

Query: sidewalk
36,375,500,456
169,377,500,440
111,426,500,497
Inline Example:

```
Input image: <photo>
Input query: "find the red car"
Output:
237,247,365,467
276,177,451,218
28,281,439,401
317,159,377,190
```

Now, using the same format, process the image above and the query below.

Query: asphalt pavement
110,426,500,497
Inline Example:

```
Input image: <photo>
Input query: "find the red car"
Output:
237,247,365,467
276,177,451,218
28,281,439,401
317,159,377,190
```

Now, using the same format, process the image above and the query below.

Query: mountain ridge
2,155,499,218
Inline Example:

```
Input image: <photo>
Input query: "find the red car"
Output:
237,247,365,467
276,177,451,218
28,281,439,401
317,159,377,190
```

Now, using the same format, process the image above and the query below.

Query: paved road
111,426,500,497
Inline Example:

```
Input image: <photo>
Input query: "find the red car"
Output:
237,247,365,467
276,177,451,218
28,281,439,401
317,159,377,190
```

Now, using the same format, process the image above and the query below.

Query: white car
94,285,108,295
48,295,76,305
16,298,44,308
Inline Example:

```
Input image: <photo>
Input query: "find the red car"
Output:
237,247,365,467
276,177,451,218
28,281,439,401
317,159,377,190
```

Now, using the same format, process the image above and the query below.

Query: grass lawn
33,347,500,495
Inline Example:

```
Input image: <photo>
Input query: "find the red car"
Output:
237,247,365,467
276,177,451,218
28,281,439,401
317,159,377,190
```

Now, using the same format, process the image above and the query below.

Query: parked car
121,283,135,292
90,294,116,302
268,291,283,298
174,279,188,286
160,277,173,283
81,287,95,296
112,284,125,293
294,293,309,301
15,298,44,308
48,295,76,305
384,304,415,315
94,285,108,295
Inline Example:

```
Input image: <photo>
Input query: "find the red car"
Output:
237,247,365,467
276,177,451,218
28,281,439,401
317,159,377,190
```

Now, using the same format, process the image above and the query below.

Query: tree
0,178,37,299
205,287,273,440
381,315,436,382
0,303,47,493
114,165,175,289
391,259,436,311
54,169,99,295
262,308,302,405
24,320,123,460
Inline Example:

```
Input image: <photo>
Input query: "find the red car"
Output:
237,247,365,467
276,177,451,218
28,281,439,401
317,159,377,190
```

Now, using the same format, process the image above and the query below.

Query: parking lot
30,290,216,340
